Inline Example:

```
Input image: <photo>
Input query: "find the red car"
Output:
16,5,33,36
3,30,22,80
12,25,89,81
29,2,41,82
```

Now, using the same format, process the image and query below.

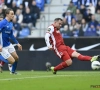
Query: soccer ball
45,62,51,67
91,61,100,70
45,62,51,71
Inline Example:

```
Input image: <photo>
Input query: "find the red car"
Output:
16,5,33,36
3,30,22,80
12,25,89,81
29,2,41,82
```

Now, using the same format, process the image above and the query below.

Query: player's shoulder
0,19,7,24
47,25,54,32
48,25,54,29
2,19,7,22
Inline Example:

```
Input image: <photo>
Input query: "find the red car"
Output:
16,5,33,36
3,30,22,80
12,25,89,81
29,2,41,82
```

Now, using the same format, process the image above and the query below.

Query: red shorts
55,45,75,61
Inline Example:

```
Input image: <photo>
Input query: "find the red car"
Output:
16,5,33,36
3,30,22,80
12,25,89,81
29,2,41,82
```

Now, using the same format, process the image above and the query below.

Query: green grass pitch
0,71,100,90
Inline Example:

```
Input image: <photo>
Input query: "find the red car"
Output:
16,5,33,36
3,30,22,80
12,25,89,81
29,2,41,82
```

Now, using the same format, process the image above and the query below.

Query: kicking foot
91,55,100,62
50,66,57,74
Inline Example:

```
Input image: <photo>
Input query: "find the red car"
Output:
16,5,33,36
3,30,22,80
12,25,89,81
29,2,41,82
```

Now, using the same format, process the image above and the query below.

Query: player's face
55,20,62,30
7,11,14,21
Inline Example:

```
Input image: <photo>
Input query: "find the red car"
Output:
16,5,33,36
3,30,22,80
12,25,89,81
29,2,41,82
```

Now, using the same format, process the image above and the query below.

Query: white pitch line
0,73,99,81
0,75,79,81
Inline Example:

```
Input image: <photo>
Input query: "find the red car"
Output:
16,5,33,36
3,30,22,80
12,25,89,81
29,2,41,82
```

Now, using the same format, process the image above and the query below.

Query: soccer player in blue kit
0,8,22,74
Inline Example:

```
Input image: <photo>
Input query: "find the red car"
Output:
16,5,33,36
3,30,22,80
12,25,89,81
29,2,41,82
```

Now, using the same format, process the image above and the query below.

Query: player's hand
17,43,22,51
0,45,2,52
48,45,53,50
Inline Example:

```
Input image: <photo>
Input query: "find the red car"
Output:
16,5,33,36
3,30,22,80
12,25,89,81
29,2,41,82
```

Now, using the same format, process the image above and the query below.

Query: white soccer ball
45,62,51,67
91,61,100,70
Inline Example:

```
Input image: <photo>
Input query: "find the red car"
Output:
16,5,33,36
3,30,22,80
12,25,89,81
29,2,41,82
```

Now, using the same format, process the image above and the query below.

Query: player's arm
45,33,52,50
45,26,54,50
10,30,22,51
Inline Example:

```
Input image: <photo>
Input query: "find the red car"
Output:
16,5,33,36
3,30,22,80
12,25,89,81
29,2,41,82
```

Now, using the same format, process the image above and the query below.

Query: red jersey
47,24,65,49
45,24,75,59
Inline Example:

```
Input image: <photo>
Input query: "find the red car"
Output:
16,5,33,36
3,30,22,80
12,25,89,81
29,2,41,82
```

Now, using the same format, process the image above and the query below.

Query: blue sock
0,55,8,63
12,61,18,73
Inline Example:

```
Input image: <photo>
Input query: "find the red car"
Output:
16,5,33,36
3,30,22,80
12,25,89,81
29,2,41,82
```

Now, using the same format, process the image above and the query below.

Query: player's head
5,8,14,21
54,18,63,29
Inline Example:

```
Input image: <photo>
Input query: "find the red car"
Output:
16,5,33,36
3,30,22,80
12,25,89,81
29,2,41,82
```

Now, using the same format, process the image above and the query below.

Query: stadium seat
18,28,30,38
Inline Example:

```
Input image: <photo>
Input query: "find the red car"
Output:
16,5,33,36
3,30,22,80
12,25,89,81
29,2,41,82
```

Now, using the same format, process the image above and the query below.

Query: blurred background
0,0,100,38
0,0,100,71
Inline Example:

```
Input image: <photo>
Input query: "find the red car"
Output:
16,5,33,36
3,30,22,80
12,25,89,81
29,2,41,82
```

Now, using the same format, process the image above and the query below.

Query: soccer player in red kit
45,18,100,74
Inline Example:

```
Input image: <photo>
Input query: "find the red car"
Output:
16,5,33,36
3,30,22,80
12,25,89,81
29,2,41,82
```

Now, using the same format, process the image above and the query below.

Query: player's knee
72,51,80,58
14,56,19,61
68,60,72,66
9,59,15,64
65,59,72,66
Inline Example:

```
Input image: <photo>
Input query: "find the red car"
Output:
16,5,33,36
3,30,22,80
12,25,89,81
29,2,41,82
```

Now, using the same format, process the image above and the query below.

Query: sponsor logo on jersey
47,28,51,31
5,31,10,34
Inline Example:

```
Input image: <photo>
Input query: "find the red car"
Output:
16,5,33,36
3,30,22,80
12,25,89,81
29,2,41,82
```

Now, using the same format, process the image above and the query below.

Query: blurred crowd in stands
0,0,100,38
61,0,100,38
0,0,50,38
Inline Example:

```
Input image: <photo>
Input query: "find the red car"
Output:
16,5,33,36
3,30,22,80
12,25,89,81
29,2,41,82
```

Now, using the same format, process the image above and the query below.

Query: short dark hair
5,8,13,15
54,18,63,21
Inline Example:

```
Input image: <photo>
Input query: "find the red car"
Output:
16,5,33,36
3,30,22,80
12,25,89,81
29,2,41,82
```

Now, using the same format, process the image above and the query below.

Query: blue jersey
0,19,18,47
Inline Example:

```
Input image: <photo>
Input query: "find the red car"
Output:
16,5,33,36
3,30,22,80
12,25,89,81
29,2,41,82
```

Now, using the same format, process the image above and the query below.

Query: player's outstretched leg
50,60,72,74
72,51,100,62
90,55,100,62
